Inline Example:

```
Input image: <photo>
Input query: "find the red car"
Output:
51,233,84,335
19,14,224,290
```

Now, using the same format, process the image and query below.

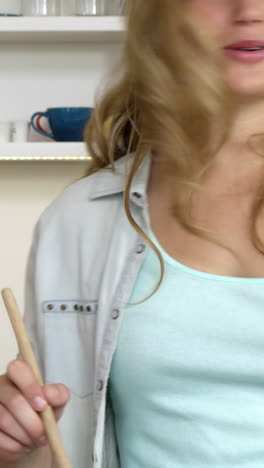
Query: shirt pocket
42,299,97,399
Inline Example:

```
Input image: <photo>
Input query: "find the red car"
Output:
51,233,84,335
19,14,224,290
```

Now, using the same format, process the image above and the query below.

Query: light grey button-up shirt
22,150,152,468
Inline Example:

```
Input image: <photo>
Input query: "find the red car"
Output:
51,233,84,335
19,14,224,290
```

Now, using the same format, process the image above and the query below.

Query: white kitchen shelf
0,16,125,43
0,142,92,160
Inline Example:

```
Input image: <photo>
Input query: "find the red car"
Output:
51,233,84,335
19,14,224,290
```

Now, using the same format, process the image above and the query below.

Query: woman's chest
147,189,264,278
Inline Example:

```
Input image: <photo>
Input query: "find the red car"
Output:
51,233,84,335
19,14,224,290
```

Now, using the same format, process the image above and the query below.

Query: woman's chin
225,71,264,98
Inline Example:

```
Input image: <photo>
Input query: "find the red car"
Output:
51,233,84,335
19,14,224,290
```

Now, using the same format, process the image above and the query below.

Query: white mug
0,122,12,142
10,120,30,142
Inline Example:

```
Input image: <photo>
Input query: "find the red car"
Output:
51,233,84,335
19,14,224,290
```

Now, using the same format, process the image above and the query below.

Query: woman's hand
0,359,70,464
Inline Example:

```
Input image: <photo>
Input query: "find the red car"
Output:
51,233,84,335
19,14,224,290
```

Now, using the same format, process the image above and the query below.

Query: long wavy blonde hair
81,0,264,303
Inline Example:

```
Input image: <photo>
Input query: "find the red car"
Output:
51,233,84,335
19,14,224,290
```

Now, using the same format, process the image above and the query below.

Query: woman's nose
233,0,264,25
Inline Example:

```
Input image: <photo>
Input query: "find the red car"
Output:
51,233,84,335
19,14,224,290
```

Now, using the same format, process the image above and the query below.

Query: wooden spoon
1,288,72,468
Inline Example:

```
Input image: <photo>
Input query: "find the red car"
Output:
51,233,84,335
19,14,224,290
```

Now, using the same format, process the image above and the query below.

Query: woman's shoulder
36,155,132,232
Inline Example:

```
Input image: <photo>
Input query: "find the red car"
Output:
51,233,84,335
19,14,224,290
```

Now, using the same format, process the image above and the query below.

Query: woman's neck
149,97,264,200
213,95,264,154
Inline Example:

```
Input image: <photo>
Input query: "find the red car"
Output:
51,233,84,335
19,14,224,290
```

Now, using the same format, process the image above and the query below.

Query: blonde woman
1,0,264,467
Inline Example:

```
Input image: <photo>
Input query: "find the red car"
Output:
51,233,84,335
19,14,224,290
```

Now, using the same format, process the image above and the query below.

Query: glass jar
106,0,123,15
75,0,105,15
22,0,61,16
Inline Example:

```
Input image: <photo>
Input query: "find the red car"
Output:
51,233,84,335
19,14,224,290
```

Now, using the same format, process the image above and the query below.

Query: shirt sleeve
16,220,45,381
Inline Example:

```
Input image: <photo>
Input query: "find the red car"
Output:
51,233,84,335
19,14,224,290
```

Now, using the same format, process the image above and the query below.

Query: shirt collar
89,150,152,202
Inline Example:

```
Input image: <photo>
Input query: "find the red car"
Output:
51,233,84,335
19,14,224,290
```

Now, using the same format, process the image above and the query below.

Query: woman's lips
224,48,264,63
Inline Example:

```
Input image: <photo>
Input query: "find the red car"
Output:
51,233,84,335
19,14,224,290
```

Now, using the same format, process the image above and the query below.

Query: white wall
0,35,122,373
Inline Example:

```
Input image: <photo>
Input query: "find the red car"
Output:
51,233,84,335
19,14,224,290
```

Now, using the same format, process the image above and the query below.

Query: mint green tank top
109,230,264,467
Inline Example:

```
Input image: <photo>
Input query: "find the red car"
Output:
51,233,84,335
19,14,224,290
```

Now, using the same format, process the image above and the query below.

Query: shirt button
136,244,145,254
97,379,104,391
112,309,120,319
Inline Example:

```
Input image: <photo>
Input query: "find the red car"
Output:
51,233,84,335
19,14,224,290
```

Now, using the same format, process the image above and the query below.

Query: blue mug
31,107,94,142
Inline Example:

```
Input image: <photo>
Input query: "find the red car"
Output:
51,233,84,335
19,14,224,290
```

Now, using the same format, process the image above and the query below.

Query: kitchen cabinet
0,14,124,160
